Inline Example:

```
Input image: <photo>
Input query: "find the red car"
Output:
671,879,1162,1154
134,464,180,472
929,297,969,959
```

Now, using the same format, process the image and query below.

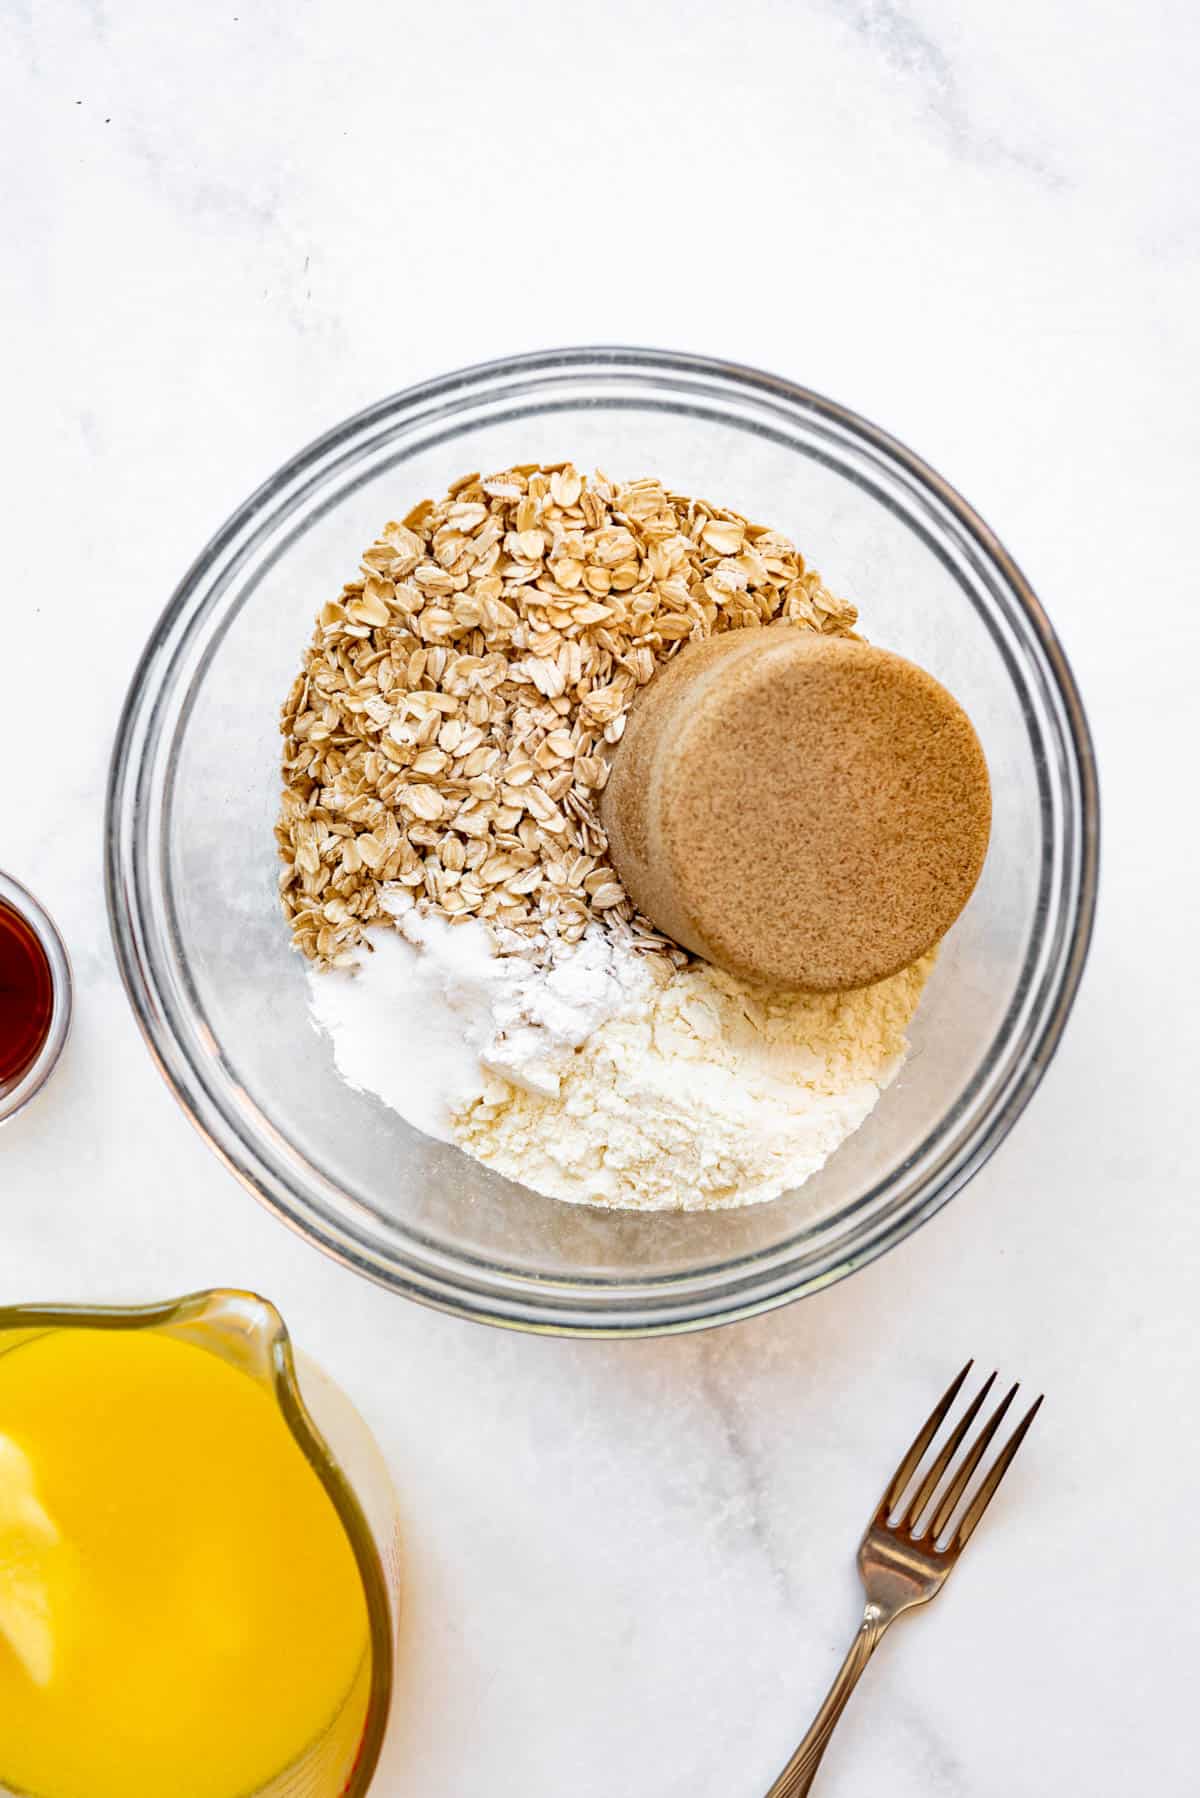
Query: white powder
307,898,650,1140
480,925,656,1098
309,896,932,1211
307,906,503,1141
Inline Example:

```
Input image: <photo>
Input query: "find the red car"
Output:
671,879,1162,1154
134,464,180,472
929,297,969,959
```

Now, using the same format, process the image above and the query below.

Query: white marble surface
5,2,1200,1791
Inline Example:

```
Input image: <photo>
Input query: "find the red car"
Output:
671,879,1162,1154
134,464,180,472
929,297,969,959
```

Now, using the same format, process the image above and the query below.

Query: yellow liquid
0,1327,370,1798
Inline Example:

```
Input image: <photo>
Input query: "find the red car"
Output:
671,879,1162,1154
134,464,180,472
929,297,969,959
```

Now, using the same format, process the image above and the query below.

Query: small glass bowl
105,349,1099,1335
0,870,72,1126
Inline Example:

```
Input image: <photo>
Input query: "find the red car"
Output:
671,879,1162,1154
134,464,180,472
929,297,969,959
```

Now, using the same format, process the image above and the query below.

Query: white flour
309,896,932,1210
457,953,933,1210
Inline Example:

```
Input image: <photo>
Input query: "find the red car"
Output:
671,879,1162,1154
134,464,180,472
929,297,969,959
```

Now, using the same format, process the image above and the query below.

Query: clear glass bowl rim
104,346,1100,1337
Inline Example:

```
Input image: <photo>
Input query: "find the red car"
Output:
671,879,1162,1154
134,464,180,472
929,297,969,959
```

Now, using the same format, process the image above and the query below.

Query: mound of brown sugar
601,626,991,991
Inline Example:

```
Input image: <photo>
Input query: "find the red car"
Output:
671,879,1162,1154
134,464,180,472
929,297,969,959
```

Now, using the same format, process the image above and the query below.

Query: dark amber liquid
0,900,54,1086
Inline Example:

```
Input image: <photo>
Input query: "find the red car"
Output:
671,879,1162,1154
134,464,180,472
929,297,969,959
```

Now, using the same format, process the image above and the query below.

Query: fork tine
954,1394,1044,1549
899,1371,997,1531
880,1360,973,1516
928,1382,1018,1540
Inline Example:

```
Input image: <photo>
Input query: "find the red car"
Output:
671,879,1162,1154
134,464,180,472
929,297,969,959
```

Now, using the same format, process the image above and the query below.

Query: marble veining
835,0,1067,180
696,1339,802,1610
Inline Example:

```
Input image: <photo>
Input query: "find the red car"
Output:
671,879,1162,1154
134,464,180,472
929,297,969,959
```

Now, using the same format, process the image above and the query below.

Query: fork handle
763,1603,891,1797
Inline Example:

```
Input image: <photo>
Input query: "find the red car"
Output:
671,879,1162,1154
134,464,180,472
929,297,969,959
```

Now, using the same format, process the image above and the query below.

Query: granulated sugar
306,905,503,1142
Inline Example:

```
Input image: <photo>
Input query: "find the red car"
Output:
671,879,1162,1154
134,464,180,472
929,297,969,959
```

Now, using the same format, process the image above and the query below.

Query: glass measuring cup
0,1289,400,1798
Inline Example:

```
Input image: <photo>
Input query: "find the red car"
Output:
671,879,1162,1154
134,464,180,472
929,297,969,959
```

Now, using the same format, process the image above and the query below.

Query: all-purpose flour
309,896,932,1210
457,951,933,1210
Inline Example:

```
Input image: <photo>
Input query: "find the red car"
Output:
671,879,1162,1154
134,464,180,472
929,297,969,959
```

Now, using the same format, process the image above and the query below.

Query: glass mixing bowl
106,349,1098,1336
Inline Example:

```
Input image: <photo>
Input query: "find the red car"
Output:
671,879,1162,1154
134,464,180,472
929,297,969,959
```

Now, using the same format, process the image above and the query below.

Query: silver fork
764,1362,1043,1797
